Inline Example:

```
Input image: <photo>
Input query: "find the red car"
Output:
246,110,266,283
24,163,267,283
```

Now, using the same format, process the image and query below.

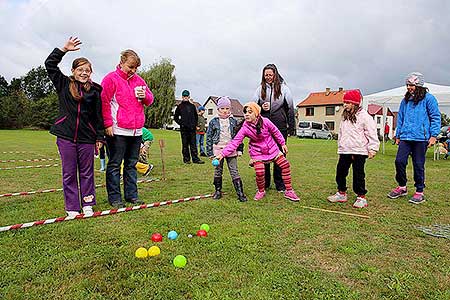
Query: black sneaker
126,198,144,205
110,201,126,208
193,160,205,164
200,152,207,157
184,161,191,164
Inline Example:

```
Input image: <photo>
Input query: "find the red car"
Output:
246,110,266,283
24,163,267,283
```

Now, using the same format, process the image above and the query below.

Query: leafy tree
442,113,450,126
0,75,8,97
139,58,176,128
29,93,59,129
20,66,54,101
8,77,22,95
0,92,31,129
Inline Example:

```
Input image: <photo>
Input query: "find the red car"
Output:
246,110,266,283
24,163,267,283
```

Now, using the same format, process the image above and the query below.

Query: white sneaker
66,211,80,218
353,197,368,208
82,206,94,216
327,192,347,203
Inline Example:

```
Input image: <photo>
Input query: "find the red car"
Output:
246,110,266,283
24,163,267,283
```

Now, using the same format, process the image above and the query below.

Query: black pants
336,154,367,196
180,129,200,163
265,129,288,191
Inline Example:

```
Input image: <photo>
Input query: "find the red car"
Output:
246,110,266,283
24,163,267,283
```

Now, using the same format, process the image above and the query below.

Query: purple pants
56,137,96,211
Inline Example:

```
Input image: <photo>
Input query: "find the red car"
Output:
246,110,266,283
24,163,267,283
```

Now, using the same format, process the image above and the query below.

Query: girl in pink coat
327,90,379,208
216,102,299,202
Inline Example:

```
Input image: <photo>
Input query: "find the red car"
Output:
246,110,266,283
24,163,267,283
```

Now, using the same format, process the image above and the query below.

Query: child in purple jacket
216,102,299,202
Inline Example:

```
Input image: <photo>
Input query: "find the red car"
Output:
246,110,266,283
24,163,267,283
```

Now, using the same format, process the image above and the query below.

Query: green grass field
0,129,449,299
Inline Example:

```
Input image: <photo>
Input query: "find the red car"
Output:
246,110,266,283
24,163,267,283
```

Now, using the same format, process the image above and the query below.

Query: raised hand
62,36,82,52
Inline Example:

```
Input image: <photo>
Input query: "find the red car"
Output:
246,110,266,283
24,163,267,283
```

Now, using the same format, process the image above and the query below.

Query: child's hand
62,36,82,52
105,126,114,137
281,144,288,154
216,154,223,161
368,150,376,159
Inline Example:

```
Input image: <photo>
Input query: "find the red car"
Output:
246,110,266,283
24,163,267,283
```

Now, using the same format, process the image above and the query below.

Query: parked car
297,121,333,140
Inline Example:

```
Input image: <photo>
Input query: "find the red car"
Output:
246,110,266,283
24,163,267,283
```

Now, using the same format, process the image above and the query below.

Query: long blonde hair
69,57,92,101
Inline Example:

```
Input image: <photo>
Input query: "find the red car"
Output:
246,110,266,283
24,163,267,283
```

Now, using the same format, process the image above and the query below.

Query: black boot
213,177,222,199
232,178,247,202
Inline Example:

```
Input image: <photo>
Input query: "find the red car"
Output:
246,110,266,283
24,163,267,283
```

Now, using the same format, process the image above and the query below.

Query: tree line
0,58,176,130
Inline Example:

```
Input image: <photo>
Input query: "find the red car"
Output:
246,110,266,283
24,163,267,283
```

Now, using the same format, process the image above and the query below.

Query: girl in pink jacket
327,90,379,208
216,102,299,202
101,49,154,208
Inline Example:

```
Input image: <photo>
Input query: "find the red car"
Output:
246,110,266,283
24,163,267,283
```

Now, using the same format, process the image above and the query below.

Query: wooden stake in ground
159,139,166,180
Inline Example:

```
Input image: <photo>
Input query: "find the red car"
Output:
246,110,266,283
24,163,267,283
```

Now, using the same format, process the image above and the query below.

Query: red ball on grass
196,229,208,237
151,233,163,242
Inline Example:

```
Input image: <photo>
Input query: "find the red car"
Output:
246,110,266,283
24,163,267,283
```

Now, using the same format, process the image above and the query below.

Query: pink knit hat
343,89,362,105
217,96,231,109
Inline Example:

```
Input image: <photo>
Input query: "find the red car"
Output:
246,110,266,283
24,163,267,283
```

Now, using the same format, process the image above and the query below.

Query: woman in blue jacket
387,72,441,204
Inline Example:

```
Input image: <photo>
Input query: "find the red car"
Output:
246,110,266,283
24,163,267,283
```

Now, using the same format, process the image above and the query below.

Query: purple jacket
222,117,285,161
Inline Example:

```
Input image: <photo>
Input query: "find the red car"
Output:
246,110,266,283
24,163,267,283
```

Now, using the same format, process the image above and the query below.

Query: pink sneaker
284,190,300,202
254,190,266,201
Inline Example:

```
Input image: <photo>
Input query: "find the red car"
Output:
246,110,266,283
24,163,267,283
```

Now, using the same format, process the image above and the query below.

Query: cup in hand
134,86,145,100
262,102,270,111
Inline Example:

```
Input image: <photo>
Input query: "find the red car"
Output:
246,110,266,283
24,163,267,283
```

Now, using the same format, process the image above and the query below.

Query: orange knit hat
243,102,261,117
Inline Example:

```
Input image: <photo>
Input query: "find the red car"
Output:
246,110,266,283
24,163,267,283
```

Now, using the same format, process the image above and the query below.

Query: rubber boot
100,159,106,172
232,178,247,202
213,177,222,200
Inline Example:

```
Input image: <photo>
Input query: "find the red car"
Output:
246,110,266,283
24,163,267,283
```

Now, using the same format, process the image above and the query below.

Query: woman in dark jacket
252,64,296,192
45,37,104,217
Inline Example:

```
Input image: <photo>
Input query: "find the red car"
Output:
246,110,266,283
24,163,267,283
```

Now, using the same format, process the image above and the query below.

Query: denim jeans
106,135,142,203
196,133,205,154
395,140,428,192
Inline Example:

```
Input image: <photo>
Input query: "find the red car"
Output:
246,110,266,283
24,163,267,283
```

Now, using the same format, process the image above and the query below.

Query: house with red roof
203,96,244,124
296,87,345,132
367,104,394,139
297,88,394,138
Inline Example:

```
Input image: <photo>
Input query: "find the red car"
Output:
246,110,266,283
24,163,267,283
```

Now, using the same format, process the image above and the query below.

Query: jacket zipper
269,84,273,119
74,102,81,142
74,87,83,143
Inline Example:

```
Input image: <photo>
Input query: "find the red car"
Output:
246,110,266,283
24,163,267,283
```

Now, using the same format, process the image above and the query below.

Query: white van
297,121,332,140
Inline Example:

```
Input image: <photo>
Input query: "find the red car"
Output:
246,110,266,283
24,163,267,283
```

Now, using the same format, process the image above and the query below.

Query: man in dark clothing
174,90,204,164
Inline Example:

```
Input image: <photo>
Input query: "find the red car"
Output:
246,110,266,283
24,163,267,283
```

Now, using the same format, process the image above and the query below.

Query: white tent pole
382,104,386,154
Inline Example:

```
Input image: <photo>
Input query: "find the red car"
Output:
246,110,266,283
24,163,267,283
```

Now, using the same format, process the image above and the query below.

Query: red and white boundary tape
1,151,29,154
0,163,59,170
0,193,212,232
0,178,160,198
0,158,59,163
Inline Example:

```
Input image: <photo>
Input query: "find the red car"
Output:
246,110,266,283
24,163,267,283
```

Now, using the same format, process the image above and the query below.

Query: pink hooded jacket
222,117,285,161
338,109,380,155
101,66,154,129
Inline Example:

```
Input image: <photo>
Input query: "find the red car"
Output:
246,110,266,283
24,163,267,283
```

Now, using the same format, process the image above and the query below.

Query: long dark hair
405,86,428,105
342,104,361,124
69,57,92,101
260,64,284,100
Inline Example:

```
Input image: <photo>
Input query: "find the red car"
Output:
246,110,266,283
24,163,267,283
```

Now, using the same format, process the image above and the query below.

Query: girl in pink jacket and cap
216,102,300,202
327,89,379,208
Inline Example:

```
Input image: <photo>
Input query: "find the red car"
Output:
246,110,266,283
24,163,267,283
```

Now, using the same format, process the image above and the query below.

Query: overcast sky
1,0,449,107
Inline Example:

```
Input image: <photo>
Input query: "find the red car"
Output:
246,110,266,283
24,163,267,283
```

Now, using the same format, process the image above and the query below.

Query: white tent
363,82,450,156
363,82,450,112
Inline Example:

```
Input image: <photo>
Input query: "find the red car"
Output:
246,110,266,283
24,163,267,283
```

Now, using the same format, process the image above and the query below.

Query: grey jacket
252,83,296,135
